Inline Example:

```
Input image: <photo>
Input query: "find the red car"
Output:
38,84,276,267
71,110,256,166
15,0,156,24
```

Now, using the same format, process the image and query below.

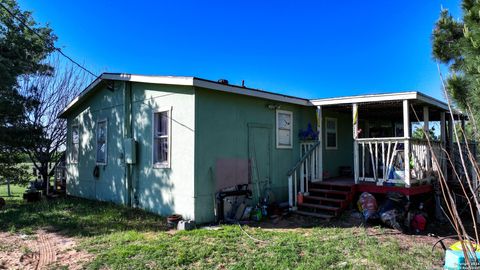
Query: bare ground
0,230,93,270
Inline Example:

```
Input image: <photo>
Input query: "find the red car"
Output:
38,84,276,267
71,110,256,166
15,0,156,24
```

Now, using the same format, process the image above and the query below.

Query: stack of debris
357,191,428,233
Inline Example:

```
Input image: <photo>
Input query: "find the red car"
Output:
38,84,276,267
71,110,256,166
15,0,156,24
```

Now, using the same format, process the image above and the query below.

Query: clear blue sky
19,0,462,100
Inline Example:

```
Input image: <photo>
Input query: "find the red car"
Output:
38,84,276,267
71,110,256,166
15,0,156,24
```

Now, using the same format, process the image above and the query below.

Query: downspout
123,81,133,207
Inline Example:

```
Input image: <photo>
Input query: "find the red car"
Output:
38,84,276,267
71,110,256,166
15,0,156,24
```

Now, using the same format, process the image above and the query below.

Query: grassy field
0,183,26,202
0,185,443,269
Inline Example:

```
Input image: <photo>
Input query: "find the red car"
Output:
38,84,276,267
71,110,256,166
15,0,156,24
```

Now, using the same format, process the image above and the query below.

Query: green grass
0,192,442,269
0,183,26,202
82,226,442,270
0,194,166,237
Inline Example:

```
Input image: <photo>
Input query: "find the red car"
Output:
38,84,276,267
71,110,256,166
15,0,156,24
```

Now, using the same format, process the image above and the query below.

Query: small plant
20,246,33,256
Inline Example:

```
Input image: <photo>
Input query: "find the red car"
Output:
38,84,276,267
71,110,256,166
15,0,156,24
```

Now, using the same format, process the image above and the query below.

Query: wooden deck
297,178,433,219
321,178,433,196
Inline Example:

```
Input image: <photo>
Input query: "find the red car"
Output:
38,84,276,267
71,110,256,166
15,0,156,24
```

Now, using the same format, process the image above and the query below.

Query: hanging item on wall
93,165,100,178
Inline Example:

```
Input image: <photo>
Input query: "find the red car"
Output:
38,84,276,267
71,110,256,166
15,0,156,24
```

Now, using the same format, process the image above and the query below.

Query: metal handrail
286,141,320,176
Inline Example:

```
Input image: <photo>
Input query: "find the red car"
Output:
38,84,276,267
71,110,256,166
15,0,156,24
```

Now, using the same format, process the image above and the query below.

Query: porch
322,177,433,196
288,92,469,218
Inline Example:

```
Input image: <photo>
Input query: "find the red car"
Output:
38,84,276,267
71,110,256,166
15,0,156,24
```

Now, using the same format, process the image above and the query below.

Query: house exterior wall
321,109,354,178
66,83,126,204
65,79,351,224
130,83,195,219
194,87,316,223
66,82,196,220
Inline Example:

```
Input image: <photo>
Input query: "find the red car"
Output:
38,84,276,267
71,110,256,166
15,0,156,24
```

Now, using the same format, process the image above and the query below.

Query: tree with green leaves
412,126,438,141
432,1,480,136
0,0,56,183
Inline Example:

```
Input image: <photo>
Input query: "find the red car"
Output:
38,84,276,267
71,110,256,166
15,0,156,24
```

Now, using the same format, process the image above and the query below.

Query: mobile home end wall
66,82,196,220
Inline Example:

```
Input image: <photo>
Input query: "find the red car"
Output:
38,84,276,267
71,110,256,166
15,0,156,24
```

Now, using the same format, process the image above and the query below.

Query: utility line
0,2,98,78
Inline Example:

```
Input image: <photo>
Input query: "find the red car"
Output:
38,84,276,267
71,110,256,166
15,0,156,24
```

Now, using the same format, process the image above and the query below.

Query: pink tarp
215,158,250,192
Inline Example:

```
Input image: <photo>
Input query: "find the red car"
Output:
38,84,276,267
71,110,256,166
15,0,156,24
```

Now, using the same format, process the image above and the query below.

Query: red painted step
309,188,350,196
310,182,355,192
299,203,340,212
303,196,344,203
303,196,346,208
295,210,334,220
295,181,355,219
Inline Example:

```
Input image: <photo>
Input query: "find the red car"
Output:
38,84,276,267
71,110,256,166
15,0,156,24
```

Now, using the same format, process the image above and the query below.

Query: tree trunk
41,167,50,195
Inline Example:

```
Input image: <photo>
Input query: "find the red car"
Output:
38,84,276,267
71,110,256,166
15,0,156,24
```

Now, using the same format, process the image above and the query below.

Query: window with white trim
153,109,171,167
276,110,293,149
71,125,79,163
325,117,337,150
96,119,108,164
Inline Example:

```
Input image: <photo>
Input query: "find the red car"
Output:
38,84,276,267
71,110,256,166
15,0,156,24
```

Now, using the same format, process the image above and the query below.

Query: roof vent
218,79,229,85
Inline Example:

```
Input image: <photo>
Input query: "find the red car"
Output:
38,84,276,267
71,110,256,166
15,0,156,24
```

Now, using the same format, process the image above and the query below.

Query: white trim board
194,79,312,106
311,92,419,106
310,91,457,112
58,73,463,119
59,73,312,118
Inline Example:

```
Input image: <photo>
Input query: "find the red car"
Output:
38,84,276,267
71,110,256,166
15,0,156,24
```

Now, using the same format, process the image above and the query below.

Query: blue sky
19,1,462,100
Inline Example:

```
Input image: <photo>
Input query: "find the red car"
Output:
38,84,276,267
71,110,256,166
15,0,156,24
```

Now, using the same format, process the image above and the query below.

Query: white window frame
325,117,338,150
71,124,79,164
276,110,293,149
96,118,108,165
152,106,172,168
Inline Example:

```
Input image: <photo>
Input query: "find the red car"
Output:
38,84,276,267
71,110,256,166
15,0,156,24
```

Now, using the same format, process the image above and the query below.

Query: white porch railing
410,139,443,180
287,141,321,210
357,137,444,185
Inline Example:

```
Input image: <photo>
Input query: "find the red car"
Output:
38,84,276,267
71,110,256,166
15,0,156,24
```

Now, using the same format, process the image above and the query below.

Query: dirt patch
0,230,92,269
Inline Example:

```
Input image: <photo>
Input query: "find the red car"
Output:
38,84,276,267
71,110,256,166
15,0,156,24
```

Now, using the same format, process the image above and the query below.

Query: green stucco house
59,73,463,223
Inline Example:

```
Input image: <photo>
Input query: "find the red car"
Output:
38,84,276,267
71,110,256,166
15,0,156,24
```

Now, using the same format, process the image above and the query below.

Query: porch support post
317,106,323,181
441,112,447,174
440,112,446,143
423,106,430,135
403,100,411,187
423,106,430,171
448,116,454,165
353,103,359,184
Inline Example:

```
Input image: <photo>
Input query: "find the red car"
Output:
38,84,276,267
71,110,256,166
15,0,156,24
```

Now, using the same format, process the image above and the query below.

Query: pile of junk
213,158,290,224
357,191,429,233
215,184,289,224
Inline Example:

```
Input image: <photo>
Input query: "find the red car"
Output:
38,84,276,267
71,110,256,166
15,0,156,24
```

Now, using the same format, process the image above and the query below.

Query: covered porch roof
311,91,465,121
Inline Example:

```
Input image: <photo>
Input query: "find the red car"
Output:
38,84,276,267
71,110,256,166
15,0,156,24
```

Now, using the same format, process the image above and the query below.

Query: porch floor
321,177,433,196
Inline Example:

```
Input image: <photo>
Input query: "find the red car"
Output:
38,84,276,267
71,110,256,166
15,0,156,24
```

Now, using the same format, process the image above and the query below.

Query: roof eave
310,92,419,106
58,75,104,118
192,78,312,106
311,91,460,111
58,73,313,118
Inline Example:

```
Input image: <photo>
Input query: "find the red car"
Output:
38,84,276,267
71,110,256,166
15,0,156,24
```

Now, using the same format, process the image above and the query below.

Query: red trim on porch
321,178,433,196
355,183,433,196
